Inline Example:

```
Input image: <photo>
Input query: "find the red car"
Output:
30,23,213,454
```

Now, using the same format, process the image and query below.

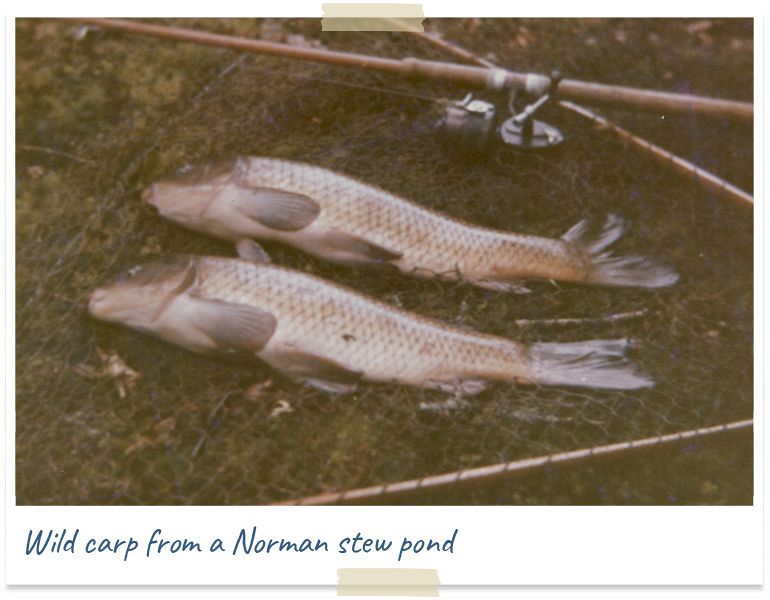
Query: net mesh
15,18,753,505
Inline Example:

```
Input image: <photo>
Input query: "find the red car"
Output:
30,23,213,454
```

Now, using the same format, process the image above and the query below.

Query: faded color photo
16,18,752,505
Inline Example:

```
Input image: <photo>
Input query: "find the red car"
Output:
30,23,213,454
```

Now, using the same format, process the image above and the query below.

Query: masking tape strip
322,4,425,32
337,568,440,596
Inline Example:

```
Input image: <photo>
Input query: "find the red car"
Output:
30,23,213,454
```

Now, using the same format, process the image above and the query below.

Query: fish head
89,256,197,331
142,159,241,231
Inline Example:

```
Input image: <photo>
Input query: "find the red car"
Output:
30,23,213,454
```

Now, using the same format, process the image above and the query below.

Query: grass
16,18,753,505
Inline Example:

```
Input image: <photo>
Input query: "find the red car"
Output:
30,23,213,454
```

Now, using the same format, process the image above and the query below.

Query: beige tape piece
337,568,440,596
322,4,425,31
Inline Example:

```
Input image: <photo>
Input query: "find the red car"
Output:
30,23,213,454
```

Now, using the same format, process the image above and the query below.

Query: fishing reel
439,70,564,158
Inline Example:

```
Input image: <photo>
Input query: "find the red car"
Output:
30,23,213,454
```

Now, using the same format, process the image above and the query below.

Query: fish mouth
88,288,109,319
141,185,160,215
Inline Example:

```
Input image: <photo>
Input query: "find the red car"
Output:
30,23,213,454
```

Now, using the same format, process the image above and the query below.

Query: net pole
276,419,753,505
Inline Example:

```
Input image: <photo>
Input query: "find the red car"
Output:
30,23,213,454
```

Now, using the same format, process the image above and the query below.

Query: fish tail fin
527,338,654,390
561,214,678,288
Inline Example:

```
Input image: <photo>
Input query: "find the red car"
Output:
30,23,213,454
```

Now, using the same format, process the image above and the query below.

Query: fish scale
245,158,573,278
195,256,521,387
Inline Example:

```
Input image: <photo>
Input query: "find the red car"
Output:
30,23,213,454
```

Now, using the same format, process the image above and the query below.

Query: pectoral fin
268,350,363,393
189,297,277,353
425,378,488,396
320,231,403,265
237,187,320,231
471,278,532,294
305,378,358,394
235,239,272,263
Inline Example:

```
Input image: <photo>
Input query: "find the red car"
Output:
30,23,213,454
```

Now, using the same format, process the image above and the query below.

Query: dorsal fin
235,239,272,263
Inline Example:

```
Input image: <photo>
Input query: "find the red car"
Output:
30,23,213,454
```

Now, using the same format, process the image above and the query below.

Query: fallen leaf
124,435,152,455
260,19,284,42
269,399,294,419
686,20,712,34
286,34,325,49
466,18,481,33
516,26,534,47
72,25,94,40
73,348,141,399
154,417,176,434
140,235,162,255
244,380,274,402
697,32,715,47
730,38,750,51
27,165,44,179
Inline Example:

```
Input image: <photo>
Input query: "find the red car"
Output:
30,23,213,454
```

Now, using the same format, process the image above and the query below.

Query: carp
89,255,653,394
142,157,677,292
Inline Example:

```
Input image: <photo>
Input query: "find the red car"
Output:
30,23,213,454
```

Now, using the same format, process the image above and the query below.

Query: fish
88,254,654,394
141,157,678,293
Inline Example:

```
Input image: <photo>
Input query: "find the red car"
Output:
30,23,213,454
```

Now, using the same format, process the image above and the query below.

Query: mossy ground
16,18,753,505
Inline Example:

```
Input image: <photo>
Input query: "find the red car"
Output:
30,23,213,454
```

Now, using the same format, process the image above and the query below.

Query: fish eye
166,159,237,185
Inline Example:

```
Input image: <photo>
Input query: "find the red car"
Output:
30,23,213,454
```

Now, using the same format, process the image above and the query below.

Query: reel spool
440,70,564,157
442,95,497,156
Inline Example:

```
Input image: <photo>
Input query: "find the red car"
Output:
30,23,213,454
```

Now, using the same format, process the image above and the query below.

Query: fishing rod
78,18,752,122
411,29,754,207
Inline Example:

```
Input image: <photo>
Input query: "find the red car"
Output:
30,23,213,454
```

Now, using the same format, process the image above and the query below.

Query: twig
191,433,207,458
53,293,82,307
513,309,649,328
207,393,231,424
18,144,95,165
191,391,235,458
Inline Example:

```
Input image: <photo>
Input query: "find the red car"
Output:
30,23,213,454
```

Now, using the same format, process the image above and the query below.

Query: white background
3,0,764,597
4,507,763,585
